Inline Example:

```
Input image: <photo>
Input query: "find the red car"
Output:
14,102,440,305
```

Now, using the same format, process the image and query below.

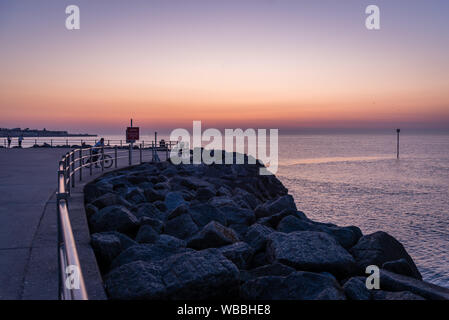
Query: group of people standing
5,135,23,148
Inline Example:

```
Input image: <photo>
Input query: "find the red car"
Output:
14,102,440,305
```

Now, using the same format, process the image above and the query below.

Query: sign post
126,119,140,165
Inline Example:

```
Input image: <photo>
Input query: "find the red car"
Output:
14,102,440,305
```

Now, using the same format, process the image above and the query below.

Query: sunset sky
1,0,449,134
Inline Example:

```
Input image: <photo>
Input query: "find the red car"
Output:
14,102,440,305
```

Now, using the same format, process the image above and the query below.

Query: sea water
276,133,449,288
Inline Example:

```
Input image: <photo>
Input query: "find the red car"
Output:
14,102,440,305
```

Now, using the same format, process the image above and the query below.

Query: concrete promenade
0,147,163,299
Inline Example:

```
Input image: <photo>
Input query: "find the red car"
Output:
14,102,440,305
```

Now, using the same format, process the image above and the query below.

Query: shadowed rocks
84,153,446,300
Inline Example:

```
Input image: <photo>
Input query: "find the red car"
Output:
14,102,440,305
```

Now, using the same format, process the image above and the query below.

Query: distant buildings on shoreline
0,127,97,137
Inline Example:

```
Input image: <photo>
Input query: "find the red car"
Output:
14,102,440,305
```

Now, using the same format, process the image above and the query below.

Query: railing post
115,146,118,168
140,144,143,164
101,146,105,171
89,147,93,176
71,152,75,188
79,148,83,182
65,154,70,195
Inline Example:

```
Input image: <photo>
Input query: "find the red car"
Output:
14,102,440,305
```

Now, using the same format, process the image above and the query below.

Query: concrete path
0,147,163,299
0,148,70,299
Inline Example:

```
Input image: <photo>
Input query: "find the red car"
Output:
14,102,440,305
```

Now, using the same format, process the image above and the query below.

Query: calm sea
11,132,448,287
276,133,449,288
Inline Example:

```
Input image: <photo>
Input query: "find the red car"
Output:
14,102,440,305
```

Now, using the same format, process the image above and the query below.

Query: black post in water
396,128,400,159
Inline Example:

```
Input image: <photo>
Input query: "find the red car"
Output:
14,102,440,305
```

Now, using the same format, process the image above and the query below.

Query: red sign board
126,127,139,142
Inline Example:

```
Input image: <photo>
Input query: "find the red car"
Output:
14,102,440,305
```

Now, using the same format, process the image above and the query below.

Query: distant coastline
0,128,97,137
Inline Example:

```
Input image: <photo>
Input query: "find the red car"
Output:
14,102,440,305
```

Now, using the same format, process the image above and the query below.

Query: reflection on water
276,134,449,288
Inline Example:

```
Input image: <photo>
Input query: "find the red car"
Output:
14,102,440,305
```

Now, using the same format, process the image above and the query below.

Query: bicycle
83,152,114,169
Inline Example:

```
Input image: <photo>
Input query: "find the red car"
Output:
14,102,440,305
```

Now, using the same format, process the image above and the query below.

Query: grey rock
255,195,297,218
244,223,274,252
125,187,146,205
266,231,356,277
219,205,255,226
187,221,239,250
105,261,166,299
350,231,422,280
196,187,216,201
382,258,420,279
155,234,186,250
134,203,165,221
138,217,164,233
91,232,122,269
161,249,240,299
84,182,113,203
371,290,425,300
164,192,187,212
89,205,139,235
342,277,371,300
189,204,227,227
91,193,122,210
241,262,296,282
218,242,254,270
259,209,306,228
110,244,190,270
135,225,160,244
143,188,165,202
240,271,346,300
277,215,321,233
164,214,199,240
380,269,449,300
251,252,269,268
327,226,362,249
85,204,98,219
167,203,189,220
209,196,237,207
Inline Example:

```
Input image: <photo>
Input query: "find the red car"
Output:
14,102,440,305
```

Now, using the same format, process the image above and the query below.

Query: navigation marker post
396,128,400,159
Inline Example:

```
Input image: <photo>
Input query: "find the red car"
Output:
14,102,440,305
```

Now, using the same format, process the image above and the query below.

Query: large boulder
91,193,126,210
350,232,421,279
161,249,240,299
277,215,321,233
255,195,297,218
240,263,296,282
164,214,199,240
84,182,113,203
382,258,420,279
371,290,425,300
155,234,186,250
138,217,164,233
187,221,239,250
266,231,357,278
110,244,190,270
188,204,227,227
89,205,139,235
259,209,306,229
105,261,166,299
164,192,187,212
277,216,362,249
218,242,254,270
143,188,165,202
342,277,371,300
244,224,274,252
125,187,146,205
91,232,122,270
135,225,160,244
219,205,255,226
134,203,165,221
379,270,449,300
240,271,346,300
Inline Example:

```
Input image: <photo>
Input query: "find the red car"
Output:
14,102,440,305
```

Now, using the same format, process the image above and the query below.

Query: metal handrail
56,142,175,300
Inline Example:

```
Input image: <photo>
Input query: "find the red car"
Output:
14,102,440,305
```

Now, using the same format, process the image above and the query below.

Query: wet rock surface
84,152,447,300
